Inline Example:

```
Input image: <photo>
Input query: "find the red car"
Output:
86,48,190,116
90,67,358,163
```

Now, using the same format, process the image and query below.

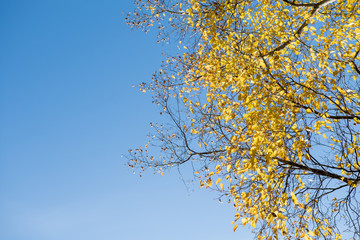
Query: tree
126,0,360,239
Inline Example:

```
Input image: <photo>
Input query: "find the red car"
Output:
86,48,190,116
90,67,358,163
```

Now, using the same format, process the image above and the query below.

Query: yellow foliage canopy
127,0,360,239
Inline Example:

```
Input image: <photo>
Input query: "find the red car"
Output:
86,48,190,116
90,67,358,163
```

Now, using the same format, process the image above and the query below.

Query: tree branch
274,157,359,186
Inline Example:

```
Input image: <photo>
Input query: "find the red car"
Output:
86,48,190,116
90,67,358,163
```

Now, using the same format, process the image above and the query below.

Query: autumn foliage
126,0,360,239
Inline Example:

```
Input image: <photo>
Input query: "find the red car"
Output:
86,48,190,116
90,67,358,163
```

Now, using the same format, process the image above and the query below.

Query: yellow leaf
308,230,316,237
216,178,221,185
242,218,248,225
233,224,238,231
291,192,299,205
304,234,313,240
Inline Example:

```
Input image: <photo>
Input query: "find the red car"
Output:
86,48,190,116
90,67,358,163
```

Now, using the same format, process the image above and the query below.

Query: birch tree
127,0,360,239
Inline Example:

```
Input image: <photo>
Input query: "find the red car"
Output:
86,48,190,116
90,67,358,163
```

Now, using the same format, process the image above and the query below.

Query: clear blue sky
0,1,252,239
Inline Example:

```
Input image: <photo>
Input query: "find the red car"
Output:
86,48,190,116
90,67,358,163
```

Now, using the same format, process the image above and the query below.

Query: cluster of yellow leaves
184,1,359,239
128,0,360,239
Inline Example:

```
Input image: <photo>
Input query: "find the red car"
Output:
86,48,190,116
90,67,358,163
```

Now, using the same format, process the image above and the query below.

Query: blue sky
0,1,252,239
